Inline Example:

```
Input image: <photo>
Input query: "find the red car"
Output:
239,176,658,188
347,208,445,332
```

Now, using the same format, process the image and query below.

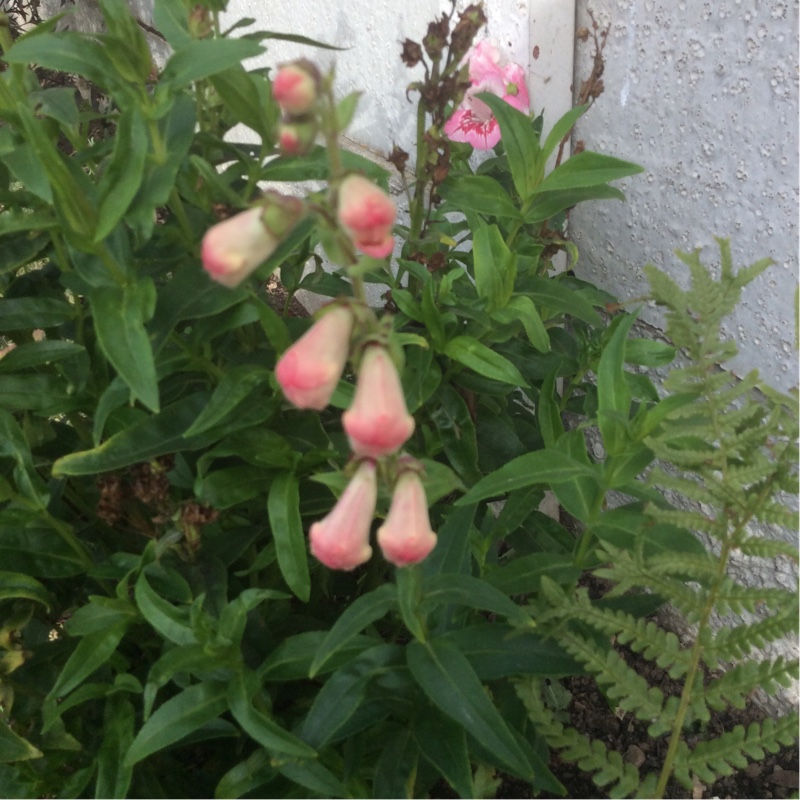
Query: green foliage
522,241,798,796
0,0,794,797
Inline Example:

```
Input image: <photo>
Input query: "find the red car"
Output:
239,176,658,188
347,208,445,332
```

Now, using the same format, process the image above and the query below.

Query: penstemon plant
0,1,795,798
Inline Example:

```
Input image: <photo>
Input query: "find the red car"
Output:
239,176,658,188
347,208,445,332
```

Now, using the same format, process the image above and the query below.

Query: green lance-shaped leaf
476,93,541,201
52,392,229,476
134,571,196,647
4,31,116,89
184,366,271,437
124,681,228,768
444,336,528,387
227,671,316,758
407,638,536,780
430,385,482,486
0,297,77,331
0,571,51,610
0,722,43,763
159,38,264,91
267,472,310,602
46,621,130,704
457,448,598,505
95,693,135,799
473,222,517,312
421,573,534,629
0,410,49,507
414,711,473,799
597,312,638,457
540,104,589,166
94,108,150,242
309,583,397,677
534,149,644,194
439,174,522,220
492,295,550,352
89,279,159,412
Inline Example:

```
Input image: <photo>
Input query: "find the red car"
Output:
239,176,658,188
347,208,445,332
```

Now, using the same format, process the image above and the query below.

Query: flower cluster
275,305,436,571
444,41,530,150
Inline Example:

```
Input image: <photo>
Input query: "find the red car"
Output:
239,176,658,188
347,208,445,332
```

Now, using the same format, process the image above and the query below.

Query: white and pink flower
275,304,354,410
443,41,530,151
201,194,304,288
272,60,320,116
377,471,437,567
309,460,377,571
342,346,415,459
337,175,396,259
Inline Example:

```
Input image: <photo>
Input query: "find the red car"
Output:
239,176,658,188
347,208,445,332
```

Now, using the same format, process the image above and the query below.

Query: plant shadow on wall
0,1,796,798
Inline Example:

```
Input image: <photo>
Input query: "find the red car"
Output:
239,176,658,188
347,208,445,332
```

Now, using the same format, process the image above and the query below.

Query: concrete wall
571,0,799,393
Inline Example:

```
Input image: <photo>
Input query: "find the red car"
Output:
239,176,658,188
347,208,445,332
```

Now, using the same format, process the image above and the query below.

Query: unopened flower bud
343,346,414,458
278,117,317,156
309,460,377,571
275,304,354,410
377,471,437,567
201,193,304,288
272,59,321,116
337,174,396,259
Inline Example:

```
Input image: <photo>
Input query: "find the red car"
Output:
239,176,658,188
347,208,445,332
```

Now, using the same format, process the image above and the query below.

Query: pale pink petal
275,305,353,410
377,472,437,567
309,460,376,571
342,347,415,458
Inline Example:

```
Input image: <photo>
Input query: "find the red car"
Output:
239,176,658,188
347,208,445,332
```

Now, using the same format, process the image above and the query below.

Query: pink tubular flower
309,460,377,571
337,175,396,259
342,346,415,459
272,60,320,115
444,41,530,150
275,305,354,410
202,194,304,288
377,471,437,567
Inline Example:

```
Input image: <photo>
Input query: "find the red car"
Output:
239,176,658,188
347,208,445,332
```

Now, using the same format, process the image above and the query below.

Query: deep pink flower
202,194,304,288
272,60,320,115
444,41,530,150
275,305,354,410
337,175,396,259
377,471,437,567
309,460,376,571
342,346,414,458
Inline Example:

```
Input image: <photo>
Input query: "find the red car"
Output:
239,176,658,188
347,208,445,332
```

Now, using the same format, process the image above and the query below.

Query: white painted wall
570,0,799,392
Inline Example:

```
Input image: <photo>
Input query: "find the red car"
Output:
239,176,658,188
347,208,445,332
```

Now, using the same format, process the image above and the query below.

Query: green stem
653,536,732,798
169,189,197,251
409,97,429,243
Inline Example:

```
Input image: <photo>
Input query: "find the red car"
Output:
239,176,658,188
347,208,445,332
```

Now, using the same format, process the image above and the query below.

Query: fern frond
644,506,718,535
567,591,693,679
515,679,642,799
697,657,798,712
643,550,719,583
558,633,673,735
724,455,781,491
672,712,799,789
699,603,800,665
712,577,794,616
736,535,799,561
754,500,798,528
